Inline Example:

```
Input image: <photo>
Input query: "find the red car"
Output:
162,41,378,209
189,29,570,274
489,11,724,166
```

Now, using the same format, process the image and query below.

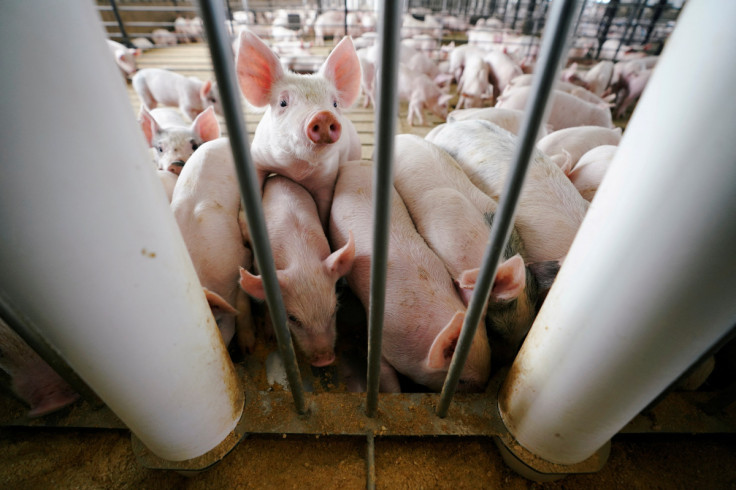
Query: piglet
235,30,362,227
536,125,622,173
0,318,79,418
138,105,220,175
239,176,355,367
132,67,223,121
398,64,453,126
497,86,614,130
106,39,139,79
170,138,253,347
426,120,589,263
447,107,552,141
329,160,491,392
567,145,618,202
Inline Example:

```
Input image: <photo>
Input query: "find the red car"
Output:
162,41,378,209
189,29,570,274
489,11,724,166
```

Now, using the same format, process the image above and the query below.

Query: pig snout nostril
307,112,341,145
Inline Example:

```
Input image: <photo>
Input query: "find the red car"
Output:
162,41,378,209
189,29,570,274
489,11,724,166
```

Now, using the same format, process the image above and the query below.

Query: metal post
595,0,618,59
498,0,736,465
108,0,131,46
642,0,668,46
436,0,581,418
198,0,307,414
365,0,402,418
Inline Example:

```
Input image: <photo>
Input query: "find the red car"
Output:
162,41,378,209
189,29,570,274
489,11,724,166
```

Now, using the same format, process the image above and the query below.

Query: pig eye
287,314,302,327
190,140,199,151
156,145,163,153
333,100,338,108
280,99,288,108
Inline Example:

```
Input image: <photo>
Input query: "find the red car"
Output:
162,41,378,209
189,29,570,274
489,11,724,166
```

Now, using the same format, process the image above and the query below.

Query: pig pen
2,1,736,488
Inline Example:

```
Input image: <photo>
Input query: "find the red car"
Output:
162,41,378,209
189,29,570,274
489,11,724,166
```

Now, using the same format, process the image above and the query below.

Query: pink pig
239,176,355,367
447,107,552,141
235,30,362,227
329,160,491,392
170,138,253,347
138,105,220,175
536,125,622,173
567,144,618,202
427,119,589,263
132,67,223,121
398,64,453,126
106,39,139,79
0,318,80,418
497,86,614,130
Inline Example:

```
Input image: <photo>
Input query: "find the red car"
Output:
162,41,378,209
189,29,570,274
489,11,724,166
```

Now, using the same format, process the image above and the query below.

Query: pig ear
200,80,212,99
491,254,526,302
457,268,479,290
137,105,158,146
239,267,287,300
324,230,356,280
203,288,239,315
319,36,361,108
236,30,284,108
191,106,221,142
427,311,465,370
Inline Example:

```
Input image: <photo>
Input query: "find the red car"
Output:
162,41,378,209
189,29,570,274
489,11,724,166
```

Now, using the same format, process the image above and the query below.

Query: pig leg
379,358,402,393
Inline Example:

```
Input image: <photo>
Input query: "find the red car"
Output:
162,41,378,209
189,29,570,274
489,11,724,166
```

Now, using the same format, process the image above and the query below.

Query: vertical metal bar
436,0,580,418
642,0,667,45
107,0,131,46
365,432,376,490
197,0,307,414
344,0,348,38
613,0,641,60
365,0,402,418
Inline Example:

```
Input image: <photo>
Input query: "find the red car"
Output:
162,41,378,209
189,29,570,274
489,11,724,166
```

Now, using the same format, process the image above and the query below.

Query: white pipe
499,0,736,466
0,2,243,461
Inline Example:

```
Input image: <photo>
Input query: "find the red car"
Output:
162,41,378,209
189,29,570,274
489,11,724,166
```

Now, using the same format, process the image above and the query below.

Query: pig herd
3,27,649,418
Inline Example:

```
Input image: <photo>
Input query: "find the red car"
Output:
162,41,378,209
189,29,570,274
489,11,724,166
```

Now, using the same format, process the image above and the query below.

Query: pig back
426,120,589,262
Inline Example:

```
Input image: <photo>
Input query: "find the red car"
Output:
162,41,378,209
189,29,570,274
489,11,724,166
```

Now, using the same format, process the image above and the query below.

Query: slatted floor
124,42,449,161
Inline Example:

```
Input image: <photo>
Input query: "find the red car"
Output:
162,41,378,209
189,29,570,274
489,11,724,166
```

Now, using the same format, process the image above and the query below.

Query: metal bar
365,0,402,418
366,432,376,490
97,6,199,13
197,0,307,414
436,0,581,418
107,0,131,46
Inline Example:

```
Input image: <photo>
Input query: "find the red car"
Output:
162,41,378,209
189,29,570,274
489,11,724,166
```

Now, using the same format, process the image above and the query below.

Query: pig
152,28,178,46
0,318,80,417
132,67,223,121
536,126,622,173
456,54,494,109
398,64,453,126
106,39,139,79
138,105,220,175
356,47,376,108
496,86,614,130
567,144,617,201
238,176,356,367
613,68,652,119
505,75,613,106
483,49,522,94
583,60,615,97
392,135,558,364
447,107,552,141
314,10,346,46
426,119,589,263
448,44,485,83
329,160,491,393
235,30,362,227
174,17,203,43
170,138,253,347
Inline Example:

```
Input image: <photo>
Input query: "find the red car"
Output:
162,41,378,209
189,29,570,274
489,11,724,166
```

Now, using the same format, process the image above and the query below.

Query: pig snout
306,111,341,145
167,160,186,175
310,350,336,367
